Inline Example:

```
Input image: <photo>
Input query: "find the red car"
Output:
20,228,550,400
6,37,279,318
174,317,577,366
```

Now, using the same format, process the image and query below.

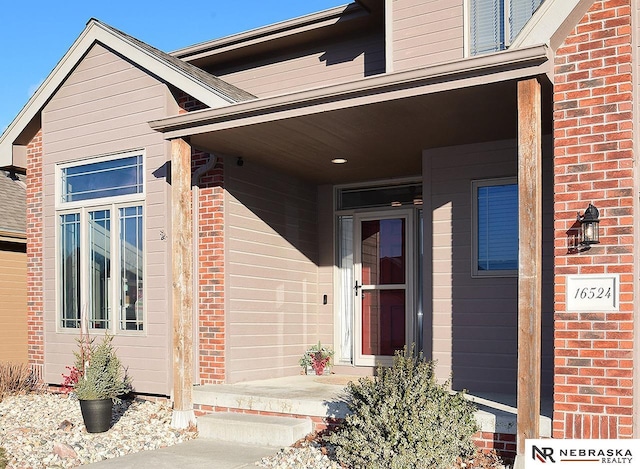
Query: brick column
26,130,44,376
194,154,226,384
553,0,634,439
175,89,226,384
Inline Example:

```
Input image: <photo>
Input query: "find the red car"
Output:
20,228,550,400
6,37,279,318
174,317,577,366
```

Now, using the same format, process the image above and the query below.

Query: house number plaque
566,274,619,312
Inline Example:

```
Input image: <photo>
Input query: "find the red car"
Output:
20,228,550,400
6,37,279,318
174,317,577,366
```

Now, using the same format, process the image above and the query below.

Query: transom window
61,154,143,203
472,178,518,277
57,151,144,332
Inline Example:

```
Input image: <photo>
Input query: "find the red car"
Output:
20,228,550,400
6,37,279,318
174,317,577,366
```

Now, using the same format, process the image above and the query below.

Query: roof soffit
0,18,253,168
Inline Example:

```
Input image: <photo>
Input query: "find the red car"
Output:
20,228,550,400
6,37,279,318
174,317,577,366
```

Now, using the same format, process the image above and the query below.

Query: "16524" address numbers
566,274,619,312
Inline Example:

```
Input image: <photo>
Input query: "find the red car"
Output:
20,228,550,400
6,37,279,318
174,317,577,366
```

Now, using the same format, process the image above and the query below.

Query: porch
191,374,551,458
160,44,555,456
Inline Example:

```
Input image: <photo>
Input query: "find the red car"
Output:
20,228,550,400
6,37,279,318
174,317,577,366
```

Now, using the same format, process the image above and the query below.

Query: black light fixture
577,203,600,245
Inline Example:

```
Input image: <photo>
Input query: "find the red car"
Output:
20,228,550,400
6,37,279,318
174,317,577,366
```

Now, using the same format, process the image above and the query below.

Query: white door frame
353,209,414,366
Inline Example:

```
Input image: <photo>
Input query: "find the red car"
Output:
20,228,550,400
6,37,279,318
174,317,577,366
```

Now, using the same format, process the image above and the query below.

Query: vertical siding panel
225,160,321,383
41,44,172,395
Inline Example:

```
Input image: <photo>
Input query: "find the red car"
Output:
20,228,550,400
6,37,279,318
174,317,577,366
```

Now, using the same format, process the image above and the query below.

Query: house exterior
0,0,637,457
0,169,27,363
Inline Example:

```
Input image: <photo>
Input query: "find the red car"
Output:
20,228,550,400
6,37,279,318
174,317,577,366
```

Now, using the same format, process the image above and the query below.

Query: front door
354,211,413,366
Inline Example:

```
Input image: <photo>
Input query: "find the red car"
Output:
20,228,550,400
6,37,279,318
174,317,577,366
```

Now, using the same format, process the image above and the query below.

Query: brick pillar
26,130,44,376
173,90,226,384
553,0,634,439
194,152,226,384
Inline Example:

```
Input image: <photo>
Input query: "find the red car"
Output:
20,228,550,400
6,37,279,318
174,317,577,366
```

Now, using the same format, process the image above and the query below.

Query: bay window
57,152,144,332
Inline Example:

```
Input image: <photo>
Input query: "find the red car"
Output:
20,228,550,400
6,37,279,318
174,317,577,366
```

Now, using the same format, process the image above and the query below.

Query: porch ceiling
151,46,553,185
187,80,552,185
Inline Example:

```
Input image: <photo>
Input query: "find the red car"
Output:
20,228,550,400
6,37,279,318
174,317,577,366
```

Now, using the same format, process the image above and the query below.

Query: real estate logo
526,440,639,468
532,445,555,463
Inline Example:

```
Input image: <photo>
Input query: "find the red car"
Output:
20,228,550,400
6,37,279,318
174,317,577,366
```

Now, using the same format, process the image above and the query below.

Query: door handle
354,280,362,296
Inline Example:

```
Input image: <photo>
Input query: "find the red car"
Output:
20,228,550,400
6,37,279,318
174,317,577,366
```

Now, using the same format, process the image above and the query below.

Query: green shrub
73,334,132,402
0,362,41,402
327,345,478,469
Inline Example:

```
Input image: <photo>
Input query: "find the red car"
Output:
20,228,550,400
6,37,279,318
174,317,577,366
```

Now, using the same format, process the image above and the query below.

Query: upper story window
57,151,145,333
61,154,143,204
472,178,518,277
469,0,545,55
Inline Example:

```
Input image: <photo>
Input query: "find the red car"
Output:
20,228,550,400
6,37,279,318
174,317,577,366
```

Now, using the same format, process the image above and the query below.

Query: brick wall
26,130,44,377
553,0,634,439
473,431,516,463
193,152,226,384
176,89,226,384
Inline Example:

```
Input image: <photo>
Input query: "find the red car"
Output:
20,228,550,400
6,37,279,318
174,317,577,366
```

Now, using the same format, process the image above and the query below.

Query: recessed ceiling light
331,158,347,164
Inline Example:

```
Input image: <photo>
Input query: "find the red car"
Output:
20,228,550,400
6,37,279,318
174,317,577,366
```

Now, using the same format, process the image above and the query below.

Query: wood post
170,138,195,429
516,78,542,456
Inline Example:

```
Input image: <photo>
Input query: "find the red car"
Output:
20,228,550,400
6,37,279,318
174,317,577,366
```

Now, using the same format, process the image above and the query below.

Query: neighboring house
0,0,636,457
0,169,27,364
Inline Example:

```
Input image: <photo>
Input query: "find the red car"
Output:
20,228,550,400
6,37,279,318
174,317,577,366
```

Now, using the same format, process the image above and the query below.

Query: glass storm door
354,211,413,366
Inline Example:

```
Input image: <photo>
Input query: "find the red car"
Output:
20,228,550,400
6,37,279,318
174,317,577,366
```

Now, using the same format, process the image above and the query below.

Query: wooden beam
516,78,542,456
171,137,195,429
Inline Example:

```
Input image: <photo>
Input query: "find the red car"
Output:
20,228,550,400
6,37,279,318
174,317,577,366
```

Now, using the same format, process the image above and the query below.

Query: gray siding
424,139,553,395
41,44,174,395
225,160,322,383
209,31,384,98
392,0,465,72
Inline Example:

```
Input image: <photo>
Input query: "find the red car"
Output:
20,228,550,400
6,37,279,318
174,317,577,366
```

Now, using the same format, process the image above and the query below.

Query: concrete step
197,412,312,447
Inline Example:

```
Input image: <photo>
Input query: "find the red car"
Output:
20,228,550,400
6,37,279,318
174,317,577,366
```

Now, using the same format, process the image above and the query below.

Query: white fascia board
511,0,586,49
0,19,231,167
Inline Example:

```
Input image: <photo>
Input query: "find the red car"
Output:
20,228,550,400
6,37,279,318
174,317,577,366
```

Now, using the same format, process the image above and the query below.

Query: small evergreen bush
72,334,132,402
328,345,478,469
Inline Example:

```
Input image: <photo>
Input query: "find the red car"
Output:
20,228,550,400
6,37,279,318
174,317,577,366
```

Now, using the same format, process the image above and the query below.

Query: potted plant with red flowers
299,341,334,376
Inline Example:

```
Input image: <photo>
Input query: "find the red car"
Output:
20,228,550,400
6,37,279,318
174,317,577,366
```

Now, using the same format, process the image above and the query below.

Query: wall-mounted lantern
577,203,600,245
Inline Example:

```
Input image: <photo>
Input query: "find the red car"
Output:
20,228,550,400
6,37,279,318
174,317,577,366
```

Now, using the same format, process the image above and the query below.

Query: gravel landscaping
0,393,197,468
0,393,508,468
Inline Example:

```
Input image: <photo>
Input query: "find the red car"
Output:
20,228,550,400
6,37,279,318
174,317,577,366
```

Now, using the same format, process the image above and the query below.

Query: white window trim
56,149,146,211
471,176,518,278
333,178,423,364
55,150,146,335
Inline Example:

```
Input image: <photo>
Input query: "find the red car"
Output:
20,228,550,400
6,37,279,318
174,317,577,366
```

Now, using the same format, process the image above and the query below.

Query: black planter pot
79,398,113,433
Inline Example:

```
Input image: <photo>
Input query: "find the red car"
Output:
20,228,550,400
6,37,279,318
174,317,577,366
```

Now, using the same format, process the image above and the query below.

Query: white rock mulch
0,393,197,468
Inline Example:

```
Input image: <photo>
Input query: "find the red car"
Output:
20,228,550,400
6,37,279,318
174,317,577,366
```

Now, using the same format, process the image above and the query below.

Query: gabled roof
101,21,255,103
0,171,26,240
0,18,255,169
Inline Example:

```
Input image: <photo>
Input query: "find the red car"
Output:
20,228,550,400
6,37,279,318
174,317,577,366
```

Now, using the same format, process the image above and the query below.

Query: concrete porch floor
192,375,552,438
